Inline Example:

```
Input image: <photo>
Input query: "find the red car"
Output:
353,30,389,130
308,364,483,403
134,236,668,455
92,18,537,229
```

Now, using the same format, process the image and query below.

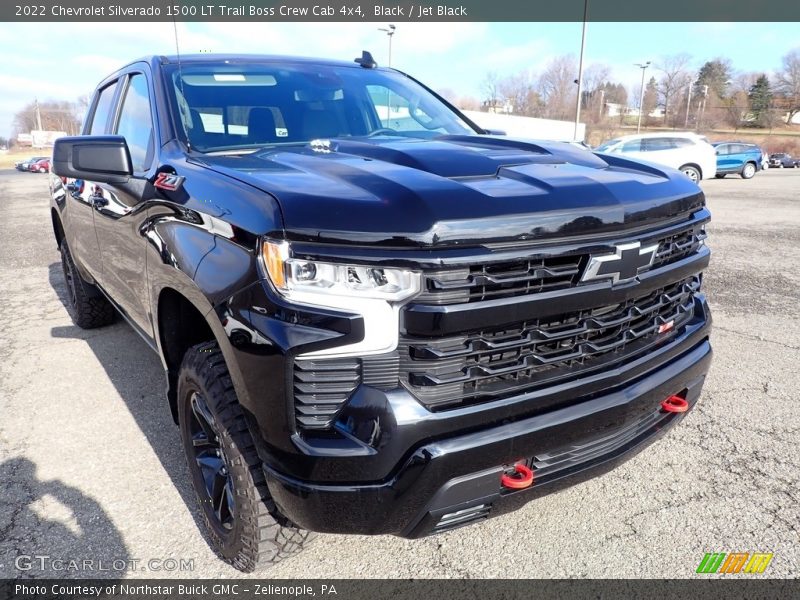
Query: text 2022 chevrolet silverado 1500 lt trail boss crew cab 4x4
50,53,712,572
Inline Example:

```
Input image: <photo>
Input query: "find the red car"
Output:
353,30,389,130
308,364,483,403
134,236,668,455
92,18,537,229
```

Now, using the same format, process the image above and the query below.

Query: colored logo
696,552,773,574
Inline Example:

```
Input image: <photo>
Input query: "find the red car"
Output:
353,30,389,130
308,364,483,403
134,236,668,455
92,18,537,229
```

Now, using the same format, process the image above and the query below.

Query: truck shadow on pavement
0,457,130,579
46,262,215,558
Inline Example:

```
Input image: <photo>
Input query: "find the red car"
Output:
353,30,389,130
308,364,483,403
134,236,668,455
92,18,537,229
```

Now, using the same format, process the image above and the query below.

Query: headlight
260,240,422,358
262,240,421,302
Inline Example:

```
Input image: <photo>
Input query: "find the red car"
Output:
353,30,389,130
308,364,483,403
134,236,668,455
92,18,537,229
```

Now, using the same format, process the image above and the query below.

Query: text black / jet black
50,54,712,572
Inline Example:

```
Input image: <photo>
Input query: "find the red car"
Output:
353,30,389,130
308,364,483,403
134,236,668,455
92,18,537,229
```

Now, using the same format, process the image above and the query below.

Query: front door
65,79,120,282
92,71,157,339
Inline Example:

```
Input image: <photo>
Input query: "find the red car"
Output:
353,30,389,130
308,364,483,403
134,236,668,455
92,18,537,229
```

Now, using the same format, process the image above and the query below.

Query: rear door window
670,138,694,149
642,138,674,152
88,80,119,135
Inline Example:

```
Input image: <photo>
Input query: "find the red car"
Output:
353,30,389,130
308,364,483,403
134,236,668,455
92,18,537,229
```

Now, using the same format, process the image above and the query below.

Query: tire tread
179,342,314,572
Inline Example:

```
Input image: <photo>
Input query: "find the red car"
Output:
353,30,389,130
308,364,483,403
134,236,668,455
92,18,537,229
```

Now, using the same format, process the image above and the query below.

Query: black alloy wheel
187,391,235,531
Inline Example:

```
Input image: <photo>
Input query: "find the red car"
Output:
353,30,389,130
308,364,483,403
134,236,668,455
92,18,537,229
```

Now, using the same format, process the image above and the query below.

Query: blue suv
712,142,762,179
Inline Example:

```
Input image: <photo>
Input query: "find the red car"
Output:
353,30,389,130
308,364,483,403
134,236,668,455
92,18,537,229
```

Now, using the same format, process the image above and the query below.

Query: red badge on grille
658,320,675,334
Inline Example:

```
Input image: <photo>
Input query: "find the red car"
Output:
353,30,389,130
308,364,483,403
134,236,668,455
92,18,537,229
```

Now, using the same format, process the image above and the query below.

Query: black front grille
417,223,706,305
420,254,584,304
293,358,361,429
400,276,700,409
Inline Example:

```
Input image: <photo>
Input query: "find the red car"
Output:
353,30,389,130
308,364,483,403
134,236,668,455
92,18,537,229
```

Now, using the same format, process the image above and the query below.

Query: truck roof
155,54,370,69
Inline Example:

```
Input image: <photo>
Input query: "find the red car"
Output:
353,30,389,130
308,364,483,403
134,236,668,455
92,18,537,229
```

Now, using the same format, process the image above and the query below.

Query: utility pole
598,88,605,119
684,82,693,128
635,62,651,134
378,24,396,67
34,98,43,131
573,0,589,141
698,84,709,131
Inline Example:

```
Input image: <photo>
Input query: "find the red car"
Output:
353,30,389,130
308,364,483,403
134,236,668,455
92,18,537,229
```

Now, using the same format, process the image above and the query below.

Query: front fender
145,208,260,412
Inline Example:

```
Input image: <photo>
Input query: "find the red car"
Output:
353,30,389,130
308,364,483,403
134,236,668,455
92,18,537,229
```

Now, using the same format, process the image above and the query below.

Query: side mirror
483,128,507,136
52,136,132,184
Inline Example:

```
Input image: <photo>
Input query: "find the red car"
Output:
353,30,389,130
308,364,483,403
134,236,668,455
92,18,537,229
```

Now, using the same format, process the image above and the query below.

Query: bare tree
582,63,611,95
776,49,800,123
717,73,755,130
537,54,578,121
437,88,481,112
655,53,692,126
456,95,481,111
13,100,82,137
499,71,543,117
481,71,502,111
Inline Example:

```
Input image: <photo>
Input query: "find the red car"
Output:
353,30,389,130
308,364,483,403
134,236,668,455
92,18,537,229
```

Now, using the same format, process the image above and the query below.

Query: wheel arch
156,286,224,422
51,208,65,249
679,162,703,179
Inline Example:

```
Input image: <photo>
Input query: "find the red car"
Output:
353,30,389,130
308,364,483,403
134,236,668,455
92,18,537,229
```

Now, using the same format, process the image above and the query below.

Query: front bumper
263,336,711,536
216,216,712,537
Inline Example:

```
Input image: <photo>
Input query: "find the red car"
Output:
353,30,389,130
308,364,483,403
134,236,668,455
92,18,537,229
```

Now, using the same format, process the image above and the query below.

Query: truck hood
196,135,704,246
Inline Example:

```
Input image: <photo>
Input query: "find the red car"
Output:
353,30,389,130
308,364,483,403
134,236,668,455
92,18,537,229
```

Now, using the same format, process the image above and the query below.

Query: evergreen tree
748,74,773,127
694,59,732,99
642,76,659,117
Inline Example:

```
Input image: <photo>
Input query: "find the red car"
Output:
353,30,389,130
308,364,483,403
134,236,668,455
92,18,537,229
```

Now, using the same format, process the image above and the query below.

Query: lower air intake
433,504,491,532
293,358,361,429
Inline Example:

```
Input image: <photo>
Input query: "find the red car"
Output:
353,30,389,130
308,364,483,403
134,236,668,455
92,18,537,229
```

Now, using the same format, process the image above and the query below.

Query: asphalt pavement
0,167,798,579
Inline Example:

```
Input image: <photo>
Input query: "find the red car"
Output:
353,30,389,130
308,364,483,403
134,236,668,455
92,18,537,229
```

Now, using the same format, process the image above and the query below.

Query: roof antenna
354,51,377,69
172,18,191,151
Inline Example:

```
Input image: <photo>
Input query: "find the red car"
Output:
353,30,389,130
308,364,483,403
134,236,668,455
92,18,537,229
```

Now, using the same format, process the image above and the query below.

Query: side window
715,144,729,155
115,74,154,172
621,139,642,152
88,80,119,135
670,138,693,149
642,138,674,152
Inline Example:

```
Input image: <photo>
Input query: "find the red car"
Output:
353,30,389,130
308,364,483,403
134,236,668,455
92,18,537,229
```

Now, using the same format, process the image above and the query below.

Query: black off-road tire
59,241,115,329
177,342,315,572
714,173,726,179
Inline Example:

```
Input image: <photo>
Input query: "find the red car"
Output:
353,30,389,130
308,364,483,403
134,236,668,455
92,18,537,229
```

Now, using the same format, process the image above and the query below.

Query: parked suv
50,54,712,572
768,152,798,168
711,142,762,179
595,133,716,182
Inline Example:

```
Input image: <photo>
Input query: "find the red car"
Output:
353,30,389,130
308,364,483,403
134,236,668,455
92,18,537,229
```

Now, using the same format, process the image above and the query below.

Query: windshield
595,139,621,152
164,61,476,152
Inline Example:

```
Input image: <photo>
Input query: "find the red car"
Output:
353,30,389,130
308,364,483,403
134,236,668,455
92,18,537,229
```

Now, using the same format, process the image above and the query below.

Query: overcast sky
0,21,797,138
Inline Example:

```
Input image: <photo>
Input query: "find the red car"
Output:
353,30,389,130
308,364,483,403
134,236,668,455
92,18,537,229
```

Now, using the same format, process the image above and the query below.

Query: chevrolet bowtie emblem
581,242,658,284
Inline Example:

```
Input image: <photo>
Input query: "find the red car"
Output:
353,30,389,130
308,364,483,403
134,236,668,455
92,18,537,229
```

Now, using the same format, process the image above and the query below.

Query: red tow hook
661,395,689,413
500,463,534,490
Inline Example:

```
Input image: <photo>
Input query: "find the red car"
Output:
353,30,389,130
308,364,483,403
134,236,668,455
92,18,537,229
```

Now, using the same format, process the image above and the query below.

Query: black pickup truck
50,53,712,572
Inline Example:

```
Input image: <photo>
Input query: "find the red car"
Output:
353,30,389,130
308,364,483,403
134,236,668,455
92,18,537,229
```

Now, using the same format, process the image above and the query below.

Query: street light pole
635,61,650,134
573,0,589,141
378,24,396,67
